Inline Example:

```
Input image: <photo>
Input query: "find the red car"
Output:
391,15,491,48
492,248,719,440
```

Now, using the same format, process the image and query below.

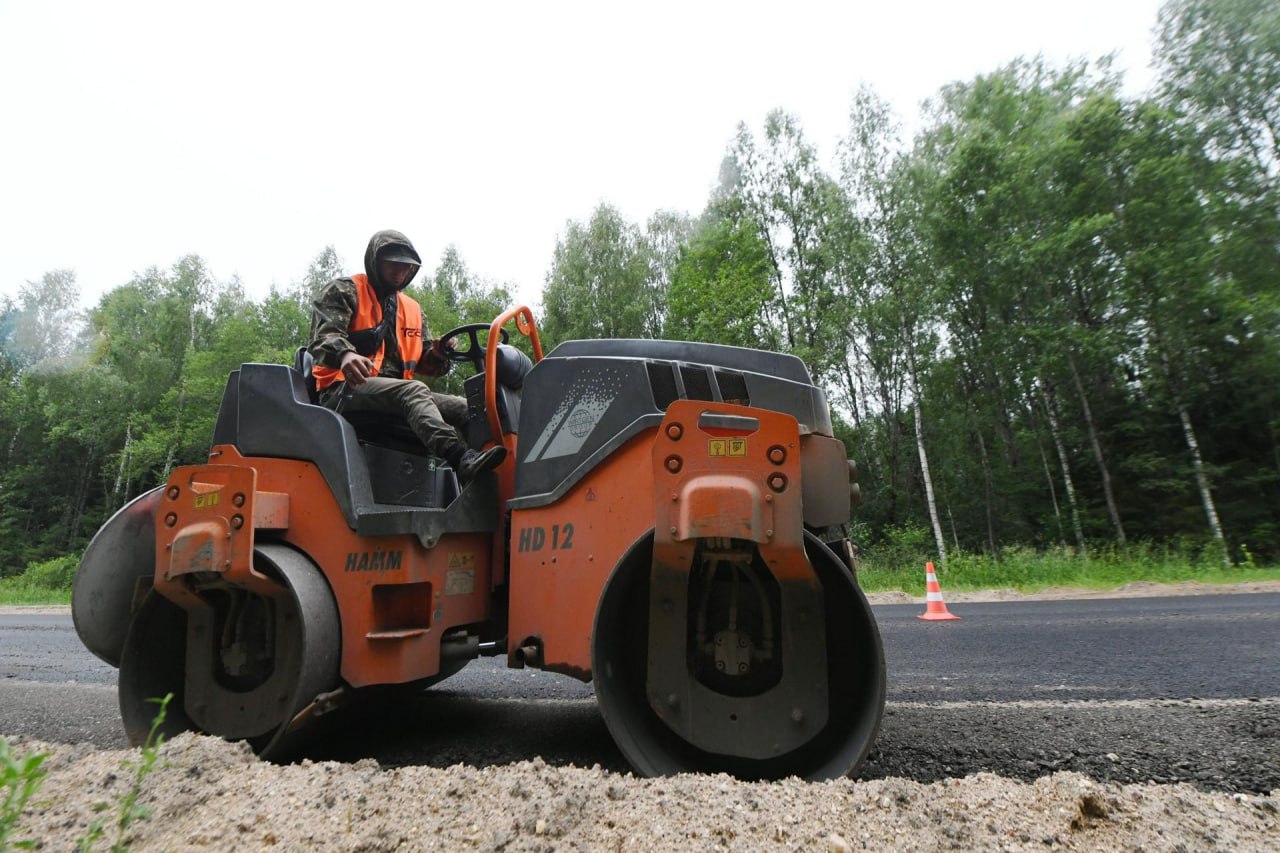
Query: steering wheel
440,323,509,368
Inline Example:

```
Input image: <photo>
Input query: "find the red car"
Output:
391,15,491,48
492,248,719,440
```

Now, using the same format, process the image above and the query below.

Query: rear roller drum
593,531,885,780
117,543,340,759
72,486,163,667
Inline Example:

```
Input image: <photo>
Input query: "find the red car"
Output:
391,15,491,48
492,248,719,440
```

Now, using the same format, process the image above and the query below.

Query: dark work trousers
322,377,469,458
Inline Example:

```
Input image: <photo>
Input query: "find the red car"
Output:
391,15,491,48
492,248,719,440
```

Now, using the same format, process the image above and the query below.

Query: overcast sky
0,0,1163,311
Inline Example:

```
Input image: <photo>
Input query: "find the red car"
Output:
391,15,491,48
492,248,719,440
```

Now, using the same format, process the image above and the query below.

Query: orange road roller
73,307,885,779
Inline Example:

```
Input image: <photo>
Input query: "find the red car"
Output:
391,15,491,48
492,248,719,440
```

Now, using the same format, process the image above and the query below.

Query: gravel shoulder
7,733,1277,851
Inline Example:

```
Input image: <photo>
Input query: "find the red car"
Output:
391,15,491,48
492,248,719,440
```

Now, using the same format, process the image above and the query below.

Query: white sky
0,0,1162,312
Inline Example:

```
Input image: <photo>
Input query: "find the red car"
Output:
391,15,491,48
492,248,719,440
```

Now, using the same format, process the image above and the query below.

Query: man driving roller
308,229,506,484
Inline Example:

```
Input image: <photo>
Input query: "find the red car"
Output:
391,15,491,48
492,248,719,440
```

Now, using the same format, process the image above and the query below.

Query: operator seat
292,343,533,452
461,343,532,449
293,347,424,454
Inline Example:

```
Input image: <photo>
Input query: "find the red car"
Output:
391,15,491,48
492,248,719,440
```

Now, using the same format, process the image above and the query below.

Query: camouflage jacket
308,276,412,377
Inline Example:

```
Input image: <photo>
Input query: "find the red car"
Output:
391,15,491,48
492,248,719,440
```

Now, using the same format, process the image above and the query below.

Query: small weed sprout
78,692,173,853
1,738,48,851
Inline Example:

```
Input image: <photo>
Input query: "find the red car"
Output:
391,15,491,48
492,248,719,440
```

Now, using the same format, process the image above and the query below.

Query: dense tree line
1,0,1276,574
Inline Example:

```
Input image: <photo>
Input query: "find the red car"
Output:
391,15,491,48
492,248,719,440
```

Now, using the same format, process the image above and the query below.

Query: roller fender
72,487,163,667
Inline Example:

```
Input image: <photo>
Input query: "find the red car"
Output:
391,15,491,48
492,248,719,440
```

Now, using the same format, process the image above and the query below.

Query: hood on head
364,229,422,293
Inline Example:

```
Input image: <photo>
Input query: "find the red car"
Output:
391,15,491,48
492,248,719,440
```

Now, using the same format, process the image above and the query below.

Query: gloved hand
339,350,377,386
417,337,453,377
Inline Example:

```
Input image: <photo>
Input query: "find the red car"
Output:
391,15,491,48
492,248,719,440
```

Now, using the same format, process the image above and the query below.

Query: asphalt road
3,593,1278,791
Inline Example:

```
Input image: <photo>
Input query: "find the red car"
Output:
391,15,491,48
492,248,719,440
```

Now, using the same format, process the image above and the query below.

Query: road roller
72,306,885,780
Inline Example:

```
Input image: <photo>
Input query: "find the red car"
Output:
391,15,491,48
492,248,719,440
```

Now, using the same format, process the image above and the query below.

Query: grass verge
856,543,1280,595
0,555,76,606
4,546,1279,606
0,586,72,606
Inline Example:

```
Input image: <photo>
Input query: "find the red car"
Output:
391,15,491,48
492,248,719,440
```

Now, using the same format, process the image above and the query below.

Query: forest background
2,0,1277,593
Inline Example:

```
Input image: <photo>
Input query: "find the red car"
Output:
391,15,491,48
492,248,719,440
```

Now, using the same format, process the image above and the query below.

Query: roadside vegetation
1,737,46,850
0,556,76,605
3,539,1275,607
0,695,172,851
855,526,1280,595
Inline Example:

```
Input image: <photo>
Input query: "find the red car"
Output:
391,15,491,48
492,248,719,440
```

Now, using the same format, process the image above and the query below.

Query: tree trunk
901,303,947,566
1154,339,1229,565
1038,379,1087,556
1035,433,1068,551
974,428,999,558
876,371,904,526
757,225,796,350
163,326,198,480
1067,352,1126,546
1268,406,1280,479
112,422,133,506
1176,404,1229,565
840,352,880,486
946,501,961,553
65,452,94,550
162,382,186,482
913,395,948,566
839,353,864,432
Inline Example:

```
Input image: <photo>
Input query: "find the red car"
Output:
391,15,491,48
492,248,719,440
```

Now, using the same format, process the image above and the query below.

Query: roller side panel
157,447,494,689
507,432,656,678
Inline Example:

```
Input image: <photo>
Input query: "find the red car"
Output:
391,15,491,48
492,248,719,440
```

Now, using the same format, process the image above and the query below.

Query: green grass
4,544,1278,606
1,738,48,850
78,693,172,852
0,555,77,606
0,584,72,606
856,542,1280,595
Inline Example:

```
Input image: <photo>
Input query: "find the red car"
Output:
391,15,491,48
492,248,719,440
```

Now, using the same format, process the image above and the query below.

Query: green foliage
1155,0,1280,179
856,522,933,574
724,111,857,378
1,738,48,851
0,554,78,603
666,215,777,349
540,204,677,347
16,555,77,590
0,247,343,575
79,693,171,853
856,541,1280,595
407,245,516,397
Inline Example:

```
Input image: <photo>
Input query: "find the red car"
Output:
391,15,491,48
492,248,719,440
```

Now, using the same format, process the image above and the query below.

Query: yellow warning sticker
447,552,476,570
708,438,748,457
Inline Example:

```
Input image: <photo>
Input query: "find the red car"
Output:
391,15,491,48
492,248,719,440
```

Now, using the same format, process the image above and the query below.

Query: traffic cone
917,561,960,621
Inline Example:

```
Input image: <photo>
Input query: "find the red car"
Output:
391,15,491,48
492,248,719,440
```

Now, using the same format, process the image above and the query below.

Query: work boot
457,445,508,484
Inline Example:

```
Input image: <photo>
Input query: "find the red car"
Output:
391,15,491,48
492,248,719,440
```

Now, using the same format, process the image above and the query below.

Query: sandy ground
5,733,1276,851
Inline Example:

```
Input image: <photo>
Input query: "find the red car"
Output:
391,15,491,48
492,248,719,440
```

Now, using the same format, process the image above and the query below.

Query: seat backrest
294,346,319,404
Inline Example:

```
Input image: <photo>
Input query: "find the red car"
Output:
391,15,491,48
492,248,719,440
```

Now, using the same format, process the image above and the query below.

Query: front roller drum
593,532,885,780
117,543,340,758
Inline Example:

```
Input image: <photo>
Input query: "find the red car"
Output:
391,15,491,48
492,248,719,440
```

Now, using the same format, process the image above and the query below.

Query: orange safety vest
313,274,424,390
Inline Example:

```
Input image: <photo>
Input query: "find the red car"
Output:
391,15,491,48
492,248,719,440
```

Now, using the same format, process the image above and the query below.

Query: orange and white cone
917,561,960,621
